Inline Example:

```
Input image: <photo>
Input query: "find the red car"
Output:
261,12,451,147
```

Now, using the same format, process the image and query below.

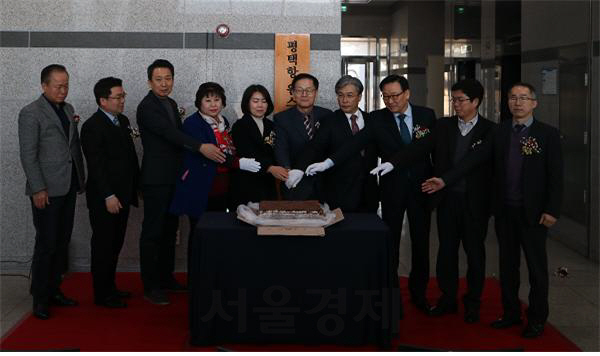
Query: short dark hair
41,64,68,84
291,73,319,90
451,79,484,108
147,59,174,81
195,82,227,110
241,84,274,117
379,74,409,91
94,77,123,106
509,82,537,99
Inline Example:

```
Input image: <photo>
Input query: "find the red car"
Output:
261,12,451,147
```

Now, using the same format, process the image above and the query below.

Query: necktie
513,124,525,133
304,114,314,140
397,113,411,144
350,114,359,135
112,116,120,127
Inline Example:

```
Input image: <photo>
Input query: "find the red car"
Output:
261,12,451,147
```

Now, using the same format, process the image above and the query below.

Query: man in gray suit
18,64,85,320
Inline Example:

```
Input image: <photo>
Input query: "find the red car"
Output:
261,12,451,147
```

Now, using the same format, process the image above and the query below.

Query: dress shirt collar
344,109,364,131
100,108,118,124
512,116,533,128
457,114,478,136
394,104,413,132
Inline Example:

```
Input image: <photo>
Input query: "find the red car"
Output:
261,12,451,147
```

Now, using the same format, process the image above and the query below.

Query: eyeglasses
381,91,404,101
450,96,471,103
508,96,535,102
108,93,127,101
293,87,316,96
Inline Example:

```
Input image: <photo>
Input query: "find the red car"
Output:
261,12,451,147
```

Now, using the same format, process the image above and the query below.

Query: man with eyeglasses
378,79,496,323
81,77,140,308
422,82,563,338
306,74,437,314
489,83,562,338
274,73,332,200
18,64,86,319
289,75,378,212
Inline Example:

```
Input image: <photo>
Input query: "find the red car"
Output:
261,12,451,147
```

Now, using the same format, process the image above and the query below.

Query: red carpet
0,273,580,351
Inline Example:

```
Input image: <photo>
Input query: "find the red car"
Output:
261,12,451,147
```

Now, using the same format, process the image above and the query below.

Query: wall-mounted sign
274,34,310,113
541,67,558,95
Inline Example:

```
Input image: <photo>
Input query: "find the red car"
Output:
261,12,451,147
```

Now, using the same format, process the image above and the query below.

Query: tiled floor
1,216,598,351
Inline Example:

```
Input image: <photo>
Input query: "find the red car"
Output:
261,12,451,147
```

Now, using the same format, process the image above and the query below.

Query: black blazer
273,105,333,168
295,109,379,212
391,115,496,218
136,91,201,185
230,114,277,206
331,104,436,207
81,109,140,209
492,119,563,224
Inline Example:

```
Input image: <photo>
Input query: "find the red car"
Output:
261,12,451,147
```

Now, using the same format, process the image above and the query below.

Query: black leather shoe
33,304,50,320
429,302,458,317
112,289,132,299
490,317,522,329
95,296,127,308
411,299,432,314
50,293,78,306
464,309,480,323
160,280,187,292
522,323,544,338
144,289,170,305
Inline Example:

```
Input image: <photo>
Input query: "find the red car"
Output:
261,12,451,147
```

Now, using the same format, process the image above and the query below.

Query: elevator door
558,44,590,255
559,45,589,224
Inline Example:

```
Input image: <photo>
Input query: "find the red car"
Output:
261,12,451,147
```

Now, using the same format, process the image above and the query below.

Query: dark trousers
435,192,488,309
140,184,179,292
89,204,129,301
30,186,76,305
381,185,431,302
495,205,549,324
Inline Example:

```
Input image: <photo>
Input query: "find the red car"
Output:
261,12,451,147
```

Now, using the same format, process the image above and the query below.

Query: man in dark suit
18,64,86,319
273,73,332,200
137,59,226,305
488,83,563,338
81,77,140,308
291,75,378,212
307,75,436,313
401,79,496,323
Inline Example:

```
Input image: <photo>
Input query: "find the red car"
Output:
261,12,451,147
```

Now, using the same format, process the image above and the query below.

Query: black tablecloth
189,212,400,348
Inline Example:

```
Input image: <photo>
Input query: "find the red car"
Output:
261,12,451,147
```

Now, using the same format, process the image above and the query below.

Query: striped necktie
304,114,314,140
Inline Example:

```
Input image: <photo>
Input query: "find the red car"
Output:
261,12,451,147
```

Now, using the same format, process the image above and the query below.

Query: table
189,212,400,348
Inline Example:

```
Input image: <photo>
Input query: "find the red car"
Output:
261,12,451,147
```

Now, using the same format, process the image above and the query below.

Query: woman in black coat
230,85,288,207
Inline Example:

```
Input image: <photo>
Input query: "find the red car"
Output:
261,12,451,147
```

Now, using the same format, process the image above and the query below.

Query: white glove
285,169,304,189
239,158,261,173
370,162,394,176
305,159,334,176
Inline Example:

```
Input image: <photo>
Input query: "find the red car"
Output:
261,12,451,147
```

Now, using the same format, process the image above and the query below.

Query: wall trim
1,31,340,50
